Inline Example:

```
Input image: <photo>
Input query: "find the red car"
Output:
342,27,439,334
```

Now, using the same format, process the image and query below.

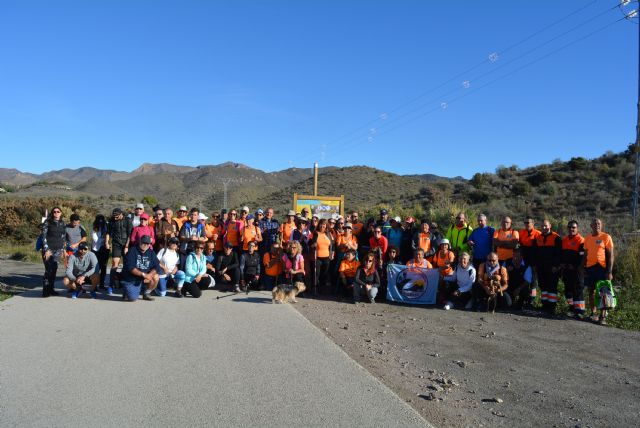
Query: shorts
585,264,606,289
121,280,142,301
112,243,125,259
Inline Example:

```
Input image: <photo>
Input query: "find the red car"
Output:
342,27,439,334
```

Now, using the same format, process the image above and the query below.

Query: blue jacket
184,252,207,283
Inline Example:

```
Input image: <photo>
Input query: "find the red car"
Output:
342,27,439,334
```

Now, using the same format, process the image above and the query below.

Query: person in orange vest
560,220,585,318
493,216,519,265
280,210,297,250
406,248,432,268
535,220,562,314
350,211,364,237
412,221,434,258
338,249,360,297
174,206,188,232
242,214,263,252
583,218,614,323
432,239,456,304
223,209,244,254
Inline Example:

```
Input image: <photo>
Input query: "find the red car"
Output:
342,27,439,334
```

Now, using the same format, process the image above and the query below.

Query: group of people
39,203,615,323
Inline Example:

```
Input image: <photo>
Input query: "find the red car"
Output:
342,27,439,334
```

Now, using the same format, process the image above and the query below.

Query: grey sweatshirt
65,252,98,281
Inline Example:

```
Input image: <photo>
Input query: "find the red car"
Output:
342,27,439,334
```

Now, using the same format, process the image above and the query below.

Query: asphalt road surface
0,276,430,427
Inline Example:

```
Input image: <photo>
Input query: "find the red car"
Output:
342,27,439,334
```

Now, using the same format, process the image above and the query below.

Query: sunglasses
196,246,205,250
52,210,61,214
365,259,374,263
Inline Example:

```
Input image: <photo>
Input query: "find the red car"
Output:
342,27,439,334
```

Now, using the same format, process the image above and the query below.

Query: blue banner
386,264,439,305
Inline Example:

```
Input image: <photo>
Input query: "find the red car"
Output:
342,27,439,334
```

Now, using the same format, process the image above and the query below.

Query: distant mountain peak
215,161,250,169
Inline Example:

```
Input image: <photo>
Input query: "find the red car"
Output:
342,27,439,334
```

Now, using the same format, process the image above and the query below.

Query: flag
386,263,439,305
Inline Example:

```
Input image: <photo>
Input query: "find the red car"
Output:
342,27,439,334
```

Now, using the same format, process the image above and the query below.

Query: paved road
0,276,430,427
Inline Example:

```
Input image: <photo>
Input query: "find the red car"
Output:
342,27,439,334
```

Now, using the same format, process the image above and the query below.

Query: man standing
561,220,586,318
519,217,541,267
128,203,145,228
259,207,280,256
63,242,99,299
493,216,519,265
121,235,160,301
535,220,562,314
65,213,87,256
105,208,132,295
350,211,363,237
467,214,495,270
445,212,473,256
174,205,188,231
583,218,614,322
179,208,207,268
377,209,392,238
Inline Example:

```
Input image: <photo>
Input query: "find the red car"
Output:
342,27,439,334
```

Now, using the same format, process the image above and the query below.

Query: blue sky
0,0,637,177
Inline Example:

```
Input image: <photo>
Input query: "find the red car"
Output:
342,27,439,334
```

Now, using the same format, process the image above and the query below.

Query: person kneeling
339,250,360,298
353,253,380,304
63,243,100,299
443,252,476,310
182,243,213,298
120,235,160,302
474,252,511,311
216,243,241,292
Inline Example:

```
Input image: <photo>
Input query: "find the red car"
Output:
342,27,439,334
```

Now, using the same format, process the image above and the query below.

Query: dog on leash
272,282,306,304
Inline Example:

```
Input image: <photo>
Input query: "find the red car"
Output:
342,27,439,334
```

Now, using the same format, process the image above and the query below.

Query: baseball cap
139,213,149,220
393,216,401,222
135,203,144,209
221,209,227,214
198,213,208,221
344,222,353,229
439,238,450,246
168,237,179,245
288,209,296,216
140,235,152,244
380,209,388,215
78,242,88,250
178,205,188,212
112,208,123,216
242,206,250,213
256,208,264,214
246,214,254,221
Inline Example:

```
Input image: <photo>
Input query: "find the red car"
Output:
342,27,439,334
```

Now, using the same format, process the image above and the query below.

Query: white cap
288,209,296,216
178,205,187,212
393,216,402,222
242,206,250,213
135,203,144,209
198,213,208,221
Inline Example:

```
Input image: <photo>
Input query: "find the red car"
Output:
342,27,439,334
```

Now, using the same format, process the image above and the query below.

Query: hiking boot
142,294,155,301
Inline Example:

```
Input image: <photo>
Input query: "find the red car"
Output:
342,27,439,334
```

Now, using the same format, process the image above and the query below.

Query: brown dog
272,282,306,304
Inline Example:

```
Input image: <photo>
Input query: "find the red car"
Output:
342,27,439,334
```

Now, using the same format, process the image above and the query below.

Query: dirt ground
2,258,639,427
294,296,640,428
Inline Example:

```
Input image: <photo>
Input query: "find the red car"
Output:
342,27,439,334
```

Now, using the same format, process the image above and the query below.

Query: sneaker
599,317,608,326
565,311,575,318
444,303,451,311
107,287,113,295
370,297,375,304
142,294,155,301
234,285,241,293
90,290,97,299
71,290,79,299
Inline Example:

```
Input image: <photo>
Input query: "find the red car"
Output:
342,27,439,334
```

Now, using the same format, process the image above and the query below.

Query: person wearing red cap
129,212,155,248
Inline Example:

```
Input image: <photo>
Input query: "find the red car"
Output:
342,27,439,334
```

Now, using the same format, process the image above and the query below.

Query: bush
141,195,158,206
527,168,552,186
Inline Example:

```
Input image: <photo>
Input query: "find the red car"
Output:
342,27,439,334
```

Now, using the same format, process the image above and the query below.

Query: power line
303,0,616,162
298,5,625,167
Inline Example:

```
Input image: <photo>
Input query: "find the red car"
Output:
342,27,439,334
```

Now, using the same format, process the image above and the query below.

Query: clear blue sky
0,0,637,178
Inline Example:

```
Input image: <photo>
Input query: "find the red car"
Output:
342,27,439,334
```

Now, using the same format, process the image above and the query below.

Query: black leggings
93,247,109,286
42,249,64,294
316,257,331,292
182,275,212,298
216,267,240,288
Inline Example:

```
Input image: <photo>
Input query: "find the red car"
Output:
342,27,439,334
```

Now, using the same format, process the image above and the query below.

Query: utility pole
621,1,640,228
314,162,319,196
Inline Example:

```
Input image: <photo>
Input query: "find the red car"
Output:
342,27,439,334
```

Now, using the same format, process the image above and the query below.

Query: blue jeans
157,271,185,296
121,280,142,301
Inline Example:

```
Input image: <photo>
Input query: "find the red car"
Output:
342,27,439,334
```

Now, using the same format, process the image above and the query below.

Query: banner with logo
386,264,439,305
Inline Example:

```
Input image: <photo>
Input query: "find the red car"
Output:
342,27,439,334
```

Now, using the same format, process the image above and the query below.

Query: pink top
130,225,156,247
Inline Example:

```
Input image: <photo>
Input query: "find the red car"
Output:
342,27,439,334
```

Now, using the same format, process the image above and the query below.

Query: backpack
35,235,43,251
595,280,617,310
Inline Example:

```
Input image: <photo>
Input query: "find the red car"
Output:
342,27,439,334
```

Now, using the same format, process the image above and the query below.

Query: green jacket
445,223,474,254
